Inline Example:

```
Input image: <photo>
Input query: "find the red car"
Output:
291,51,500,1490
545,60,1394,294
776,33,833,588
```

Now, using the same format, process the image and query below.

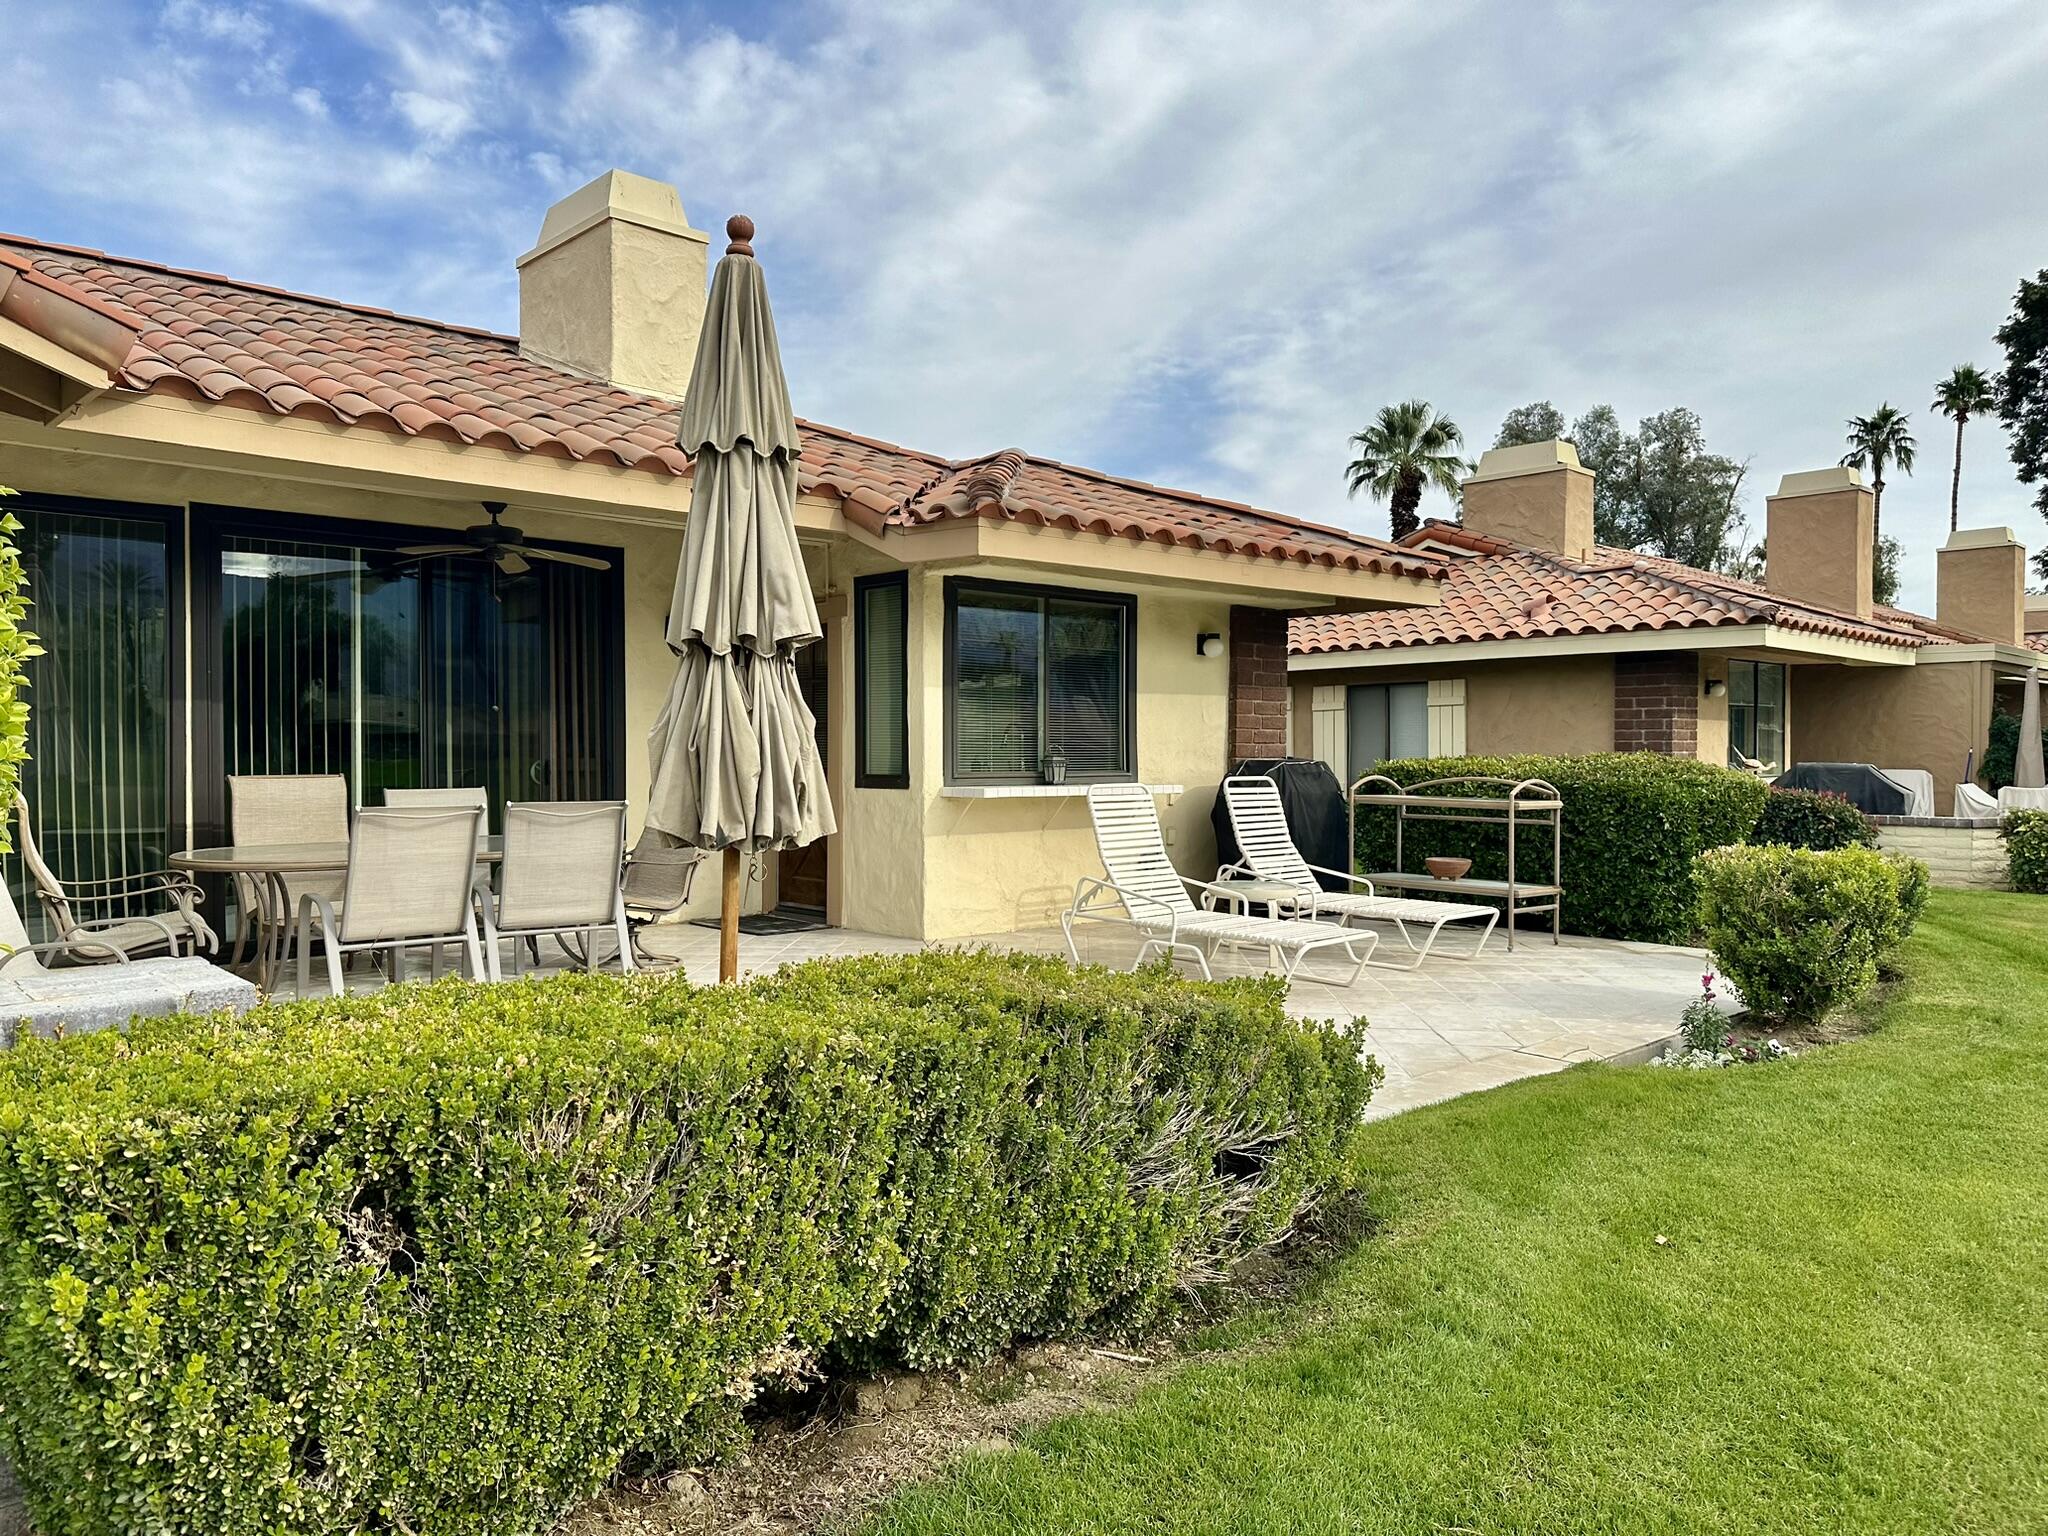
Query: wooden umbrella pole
719,845,742,983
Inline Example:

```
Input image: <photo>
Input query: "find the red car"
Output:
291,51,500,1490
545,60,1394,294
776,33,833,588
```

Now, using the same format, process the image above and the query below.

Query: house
0,170,1444,943
1289,440,2047,816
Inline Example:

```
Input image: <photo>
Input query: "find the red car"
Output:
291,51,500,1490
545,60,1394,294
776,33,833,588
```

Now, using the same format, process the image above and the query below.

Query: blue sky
3,0,2046,609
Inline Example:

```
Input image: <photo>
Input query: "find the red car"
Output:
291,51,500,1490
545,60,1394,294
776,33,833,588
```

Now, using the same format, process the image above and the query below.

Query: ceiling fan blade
494,549,532,576
521,547,613,571
394,543,477,559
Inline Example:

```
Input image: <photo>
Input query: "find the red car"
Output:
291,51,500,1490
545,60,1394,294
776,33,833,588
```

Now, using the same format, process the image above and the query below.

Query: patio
260,920,1707,1120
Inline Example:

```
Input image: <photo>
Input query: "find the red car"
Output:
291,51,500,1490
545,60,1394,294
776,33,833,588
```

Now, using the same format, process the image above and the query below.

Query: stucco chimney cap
517,170,708,267
1464,439,1588,485
1772,466,1865,500
1941,525,2022,551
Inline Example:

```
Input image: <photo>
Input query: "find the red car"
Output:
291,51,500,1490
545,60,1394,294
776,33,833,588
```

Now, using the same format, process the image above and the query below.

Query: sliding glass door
5,498,177,938
202,508,621,838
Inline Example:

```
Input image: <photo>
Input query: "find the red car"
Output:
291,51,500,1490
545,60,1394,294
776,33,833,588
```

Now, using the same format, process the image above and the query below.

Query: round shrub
0,955,1377,1536
1694,844,1926,1024
1752,787,1878,850
2004,809,2048,893
1982,711,2048,792
1353,753,1768,943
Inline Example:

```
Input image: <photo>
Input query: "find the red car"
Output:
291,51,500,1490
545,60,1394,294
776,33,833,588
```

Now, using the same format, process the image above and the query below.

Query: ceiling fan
393,503,612,578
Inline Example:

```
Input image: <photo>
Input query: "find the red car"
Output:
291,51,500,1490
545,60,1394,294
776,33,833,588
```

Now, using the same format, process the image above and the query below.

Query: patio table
171,838,503,993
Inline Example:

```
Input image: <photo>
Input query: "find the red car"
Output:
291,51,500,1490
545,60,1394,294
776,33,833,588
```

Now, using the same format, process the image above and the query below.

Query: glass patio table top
171,837,504,873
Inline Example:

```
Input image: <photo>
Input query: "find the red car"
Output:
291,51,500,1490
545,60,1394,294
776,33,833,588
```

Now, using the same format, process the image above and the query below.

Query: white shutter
1310,685,1346,778
1427,677,1467,757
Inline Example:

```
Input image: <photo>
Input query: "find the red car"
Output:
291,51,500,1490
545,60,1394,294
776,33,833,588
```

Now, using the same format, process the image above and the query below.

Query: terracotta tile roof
1291,520,1928,655
0,235,1435,583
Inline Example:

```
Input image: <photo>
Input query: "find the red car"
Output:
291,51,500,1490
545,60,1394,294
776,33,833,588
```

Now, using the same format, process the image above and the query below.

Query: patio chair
230,774,347,963
1220,776,1499,970
295,805,486,997
480,801,633,981
12,793,216,961
604,828,702,969
1063,783,1374,984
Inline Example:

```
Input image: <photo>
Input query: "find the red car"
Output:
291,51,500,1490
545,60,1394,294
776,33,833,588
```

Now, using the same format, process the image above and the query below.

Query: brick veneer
1614,653,1699,755
1228,606,1290,761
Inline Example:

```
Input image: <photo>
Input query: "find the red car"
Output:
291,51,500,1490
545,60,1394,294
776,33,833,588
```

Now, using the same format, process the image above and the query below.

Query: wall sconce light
1704,677,1727,698
1196,632,1223,658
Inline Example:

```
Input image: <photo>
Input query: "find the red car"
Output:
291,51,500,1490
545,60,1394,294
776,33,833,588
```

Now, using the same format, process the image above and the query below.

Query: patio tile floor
263,922,1720,1121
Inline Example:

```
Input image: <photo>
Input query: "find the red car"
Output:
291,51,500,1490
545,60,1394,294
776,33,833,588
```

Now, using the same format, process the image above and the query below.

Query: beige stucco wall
1793,657,1993,816
906,568,1231,941
1291,654,1617,764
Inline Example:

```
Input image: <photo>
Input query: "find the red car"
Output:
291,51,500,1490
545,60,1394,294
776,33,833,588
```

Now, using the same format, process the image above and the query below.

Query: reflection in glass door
5,500,174,938
214,519,619,832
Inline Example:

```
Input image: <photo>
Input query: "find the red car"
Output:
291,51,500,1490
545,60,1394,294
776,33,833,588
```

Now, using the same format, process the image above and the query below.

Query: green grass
861,890,2048,1534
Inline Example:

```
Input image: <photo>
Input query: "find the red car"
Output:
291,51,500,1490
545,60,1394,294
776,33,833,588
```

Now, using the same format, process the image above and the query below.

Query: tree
1874,534,1903,608
1931,364,1998,532
1345,401,1468,541
1492,401,1566,448
1994,269,2048,579
1840,403,1916,551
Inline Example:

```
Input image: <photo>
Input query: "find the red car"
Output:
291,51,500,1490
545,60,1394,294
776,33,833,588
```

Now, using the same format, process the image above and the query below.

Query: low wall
1873,816,2008,890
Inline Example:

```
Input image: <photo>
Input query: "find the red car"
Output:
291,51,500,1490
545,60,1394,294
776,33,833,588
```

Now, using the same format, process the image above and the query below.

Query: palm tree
1840,403,1916,550
1345,401,1468,541
1931,365,1998,532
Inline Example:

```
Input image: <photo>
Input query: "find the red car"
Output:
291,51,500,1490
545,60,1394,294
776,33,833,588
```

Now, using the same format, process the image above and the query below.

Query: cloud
3,0,2046,610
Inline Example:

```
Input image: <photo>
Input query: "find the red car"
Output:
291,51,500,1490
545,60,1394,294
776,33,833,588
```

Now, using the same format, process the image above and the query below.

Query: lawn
861,889,2048,1534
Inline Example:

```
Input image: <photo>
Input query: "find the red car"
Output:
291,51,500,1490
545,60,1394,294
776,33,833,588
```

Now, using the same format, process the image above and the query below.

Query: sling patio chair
480,801,634,981
1221,775,1500,970
295,805,486,996
1063,782,1375,985
13,793,216,962
229,773,349,966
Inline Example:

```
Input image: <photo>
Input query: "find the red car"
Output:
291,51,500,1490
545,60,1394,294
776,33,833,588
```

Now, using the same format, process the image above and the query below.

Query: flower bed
0,954,1376,1536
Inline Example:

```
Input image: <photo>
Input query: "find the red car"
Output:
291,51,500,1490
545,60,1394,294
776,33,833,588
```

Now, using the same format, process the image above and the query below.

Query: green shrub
0,954,1374,1536
2004,809,2048,893
1752,787,1878,850
1982,711,2048,792
1353,753,1767,943
0,486,35,855
1693,844,1925,1024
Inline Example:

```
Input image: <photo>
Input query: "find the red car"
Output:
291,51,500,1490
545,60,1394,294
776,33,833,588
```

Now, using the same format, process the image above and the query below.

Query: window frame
1727,658,1788,771
941,575,1138,787
853,570,911,789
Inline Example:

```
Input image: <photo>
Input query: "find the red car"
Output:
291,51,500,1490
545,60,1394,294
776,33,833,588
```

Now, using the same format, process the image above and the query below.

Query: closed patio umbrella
2017,667,2045,790
647,214,834,980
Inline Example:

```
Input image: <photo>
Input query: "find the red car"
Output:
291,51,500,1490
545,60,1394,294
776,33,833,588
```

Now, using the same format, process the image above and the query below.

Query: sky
2,0,2045,611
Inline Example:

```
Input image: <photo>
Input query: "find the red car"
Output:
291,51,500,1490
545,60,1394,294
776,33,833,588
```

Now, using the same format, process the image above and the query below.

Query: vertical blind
1345,682,1428,781
6,505,171,940
856,574,908,785
948,582,1132,782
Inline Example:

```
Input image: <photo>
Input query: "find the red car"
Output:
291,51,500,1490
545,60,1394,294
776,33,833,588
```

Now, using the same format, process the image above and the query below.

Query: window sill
939,782,1185,800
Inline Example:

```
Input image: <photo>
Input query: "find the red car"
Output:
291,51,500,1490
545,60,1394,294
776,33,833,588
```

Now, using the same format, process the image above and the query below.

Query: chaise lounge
1063,782,1376,984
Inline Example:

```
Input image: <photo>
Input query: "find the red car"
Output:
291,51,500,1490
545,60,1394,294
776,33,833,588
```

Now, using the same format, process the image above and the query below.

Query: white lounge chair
1063,783,1374,984
1220,775,1500,970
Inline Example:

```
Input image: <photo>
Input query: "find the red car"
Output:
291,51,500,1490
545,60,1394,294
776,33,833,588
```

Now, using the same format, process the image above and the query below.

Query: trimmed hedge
0,953,1374,1536
1752,787,1878,851
2005,809,2048,893
1694,844,1927,1024
1353,753,1768,943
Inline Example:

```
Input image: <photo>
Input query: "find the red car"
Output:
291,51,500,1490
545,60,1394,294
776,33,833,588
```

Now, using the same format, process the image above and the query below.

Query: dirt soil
554,1339,1173,1535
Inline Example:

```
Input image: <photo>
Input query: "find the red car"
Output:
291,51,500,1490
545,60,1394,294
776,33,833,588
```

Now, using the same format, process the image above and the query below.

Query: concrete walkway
636,920,1713,1119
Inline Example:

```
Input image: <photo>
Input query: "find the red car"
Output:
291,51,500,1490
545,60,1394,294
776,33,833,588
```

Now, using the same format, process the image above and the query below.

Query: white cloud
4,0,2047,610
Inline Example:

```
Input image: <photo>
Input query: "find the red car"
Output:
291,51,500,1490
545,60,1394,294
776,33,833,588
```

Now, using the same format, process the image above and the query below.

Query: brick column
1228,606,1290,762
1613,653,1699,756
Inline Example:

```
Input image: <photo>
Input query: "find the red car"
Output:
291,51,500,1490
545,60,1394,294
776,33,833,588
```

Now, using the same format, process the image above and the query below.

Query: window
1727,660,1787,773
1345,682,1429,781
944,578,1134,784
855,572,909,788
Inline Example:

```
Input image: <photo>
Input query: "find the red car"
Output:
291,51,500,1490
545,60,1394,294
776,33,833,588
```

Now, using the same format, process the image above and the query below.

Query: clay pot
1424,856,1472,881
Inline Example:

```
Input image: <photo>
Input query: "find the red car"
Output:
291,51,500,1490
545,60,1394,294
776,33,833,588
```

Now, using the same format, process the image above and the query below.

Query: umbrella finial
725,214,755,257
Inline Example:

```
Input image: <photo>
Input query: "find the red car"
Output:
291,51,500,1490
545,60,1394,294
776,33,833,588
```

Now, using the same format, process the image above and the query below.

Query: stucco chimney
1936,526,2027,645
2027,593,2048,638
1766,468,1874,621
1459,440,1595,559
516,170,711,400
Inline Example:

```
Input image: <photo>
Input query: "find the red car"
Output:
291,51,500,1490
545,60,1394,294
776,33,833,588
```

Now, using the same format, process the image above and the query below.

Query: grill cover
1211,757,1351,891
1770,762,1910,816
